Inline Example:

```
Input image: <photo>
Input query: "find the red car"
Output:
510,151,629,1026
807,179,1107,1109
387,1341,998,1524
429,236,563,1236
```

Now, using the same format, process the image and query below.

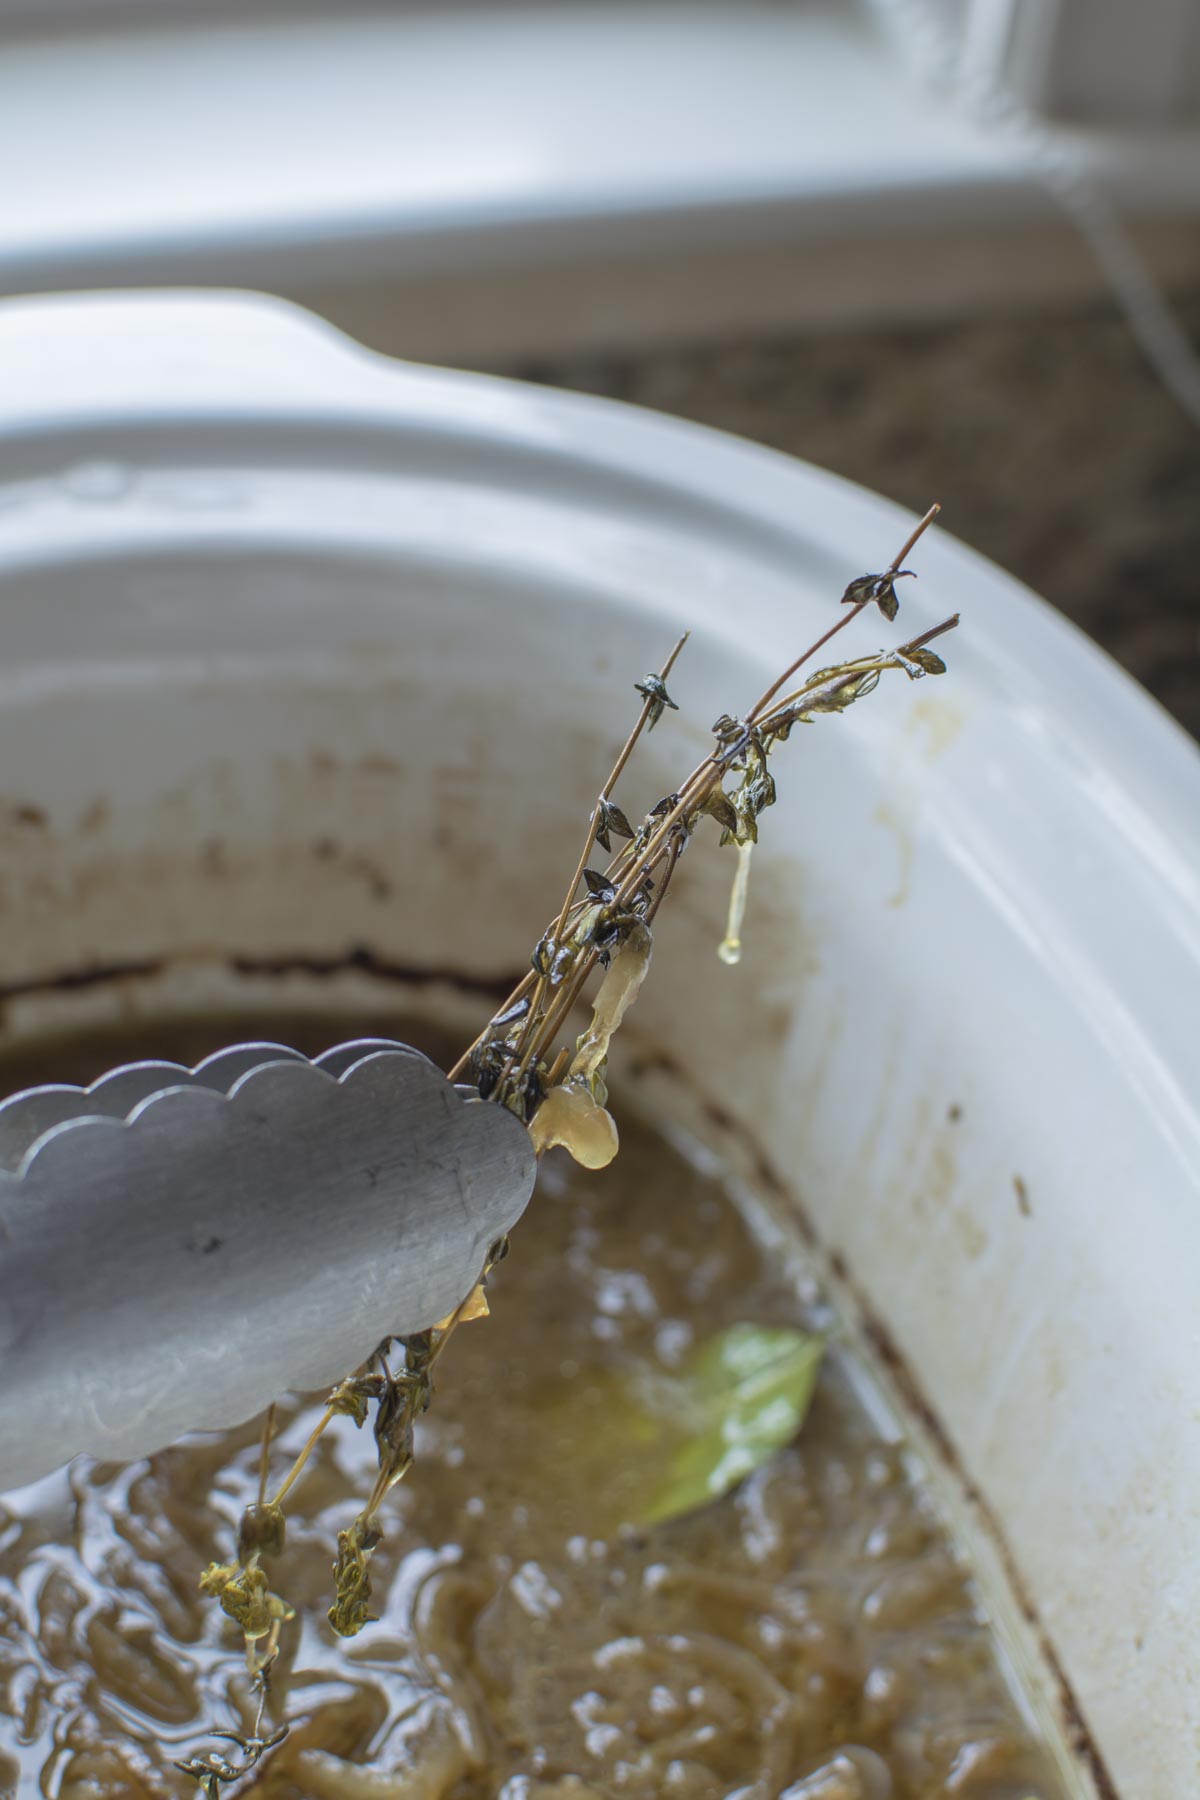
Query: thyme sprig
180,503,952,1792
451,504,951,1119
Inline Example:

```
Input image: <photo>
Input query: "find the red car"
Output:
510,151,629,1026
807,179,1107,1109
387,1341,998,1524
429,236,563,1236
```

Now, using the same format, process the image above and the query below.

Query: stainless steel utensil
0,1039,535,1492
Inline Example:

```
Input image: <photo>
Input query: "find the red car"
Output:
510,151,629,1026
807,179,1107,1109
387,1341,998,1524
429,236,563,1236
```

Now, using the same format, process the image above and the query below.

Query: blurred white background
1,1,1198,360
1,0,1198,729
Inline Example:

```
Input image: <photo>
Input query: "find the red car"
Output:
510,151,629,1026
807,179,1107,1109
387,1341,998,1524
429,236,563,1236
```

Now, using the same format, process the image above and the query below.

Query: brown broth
0,1015,1068,1800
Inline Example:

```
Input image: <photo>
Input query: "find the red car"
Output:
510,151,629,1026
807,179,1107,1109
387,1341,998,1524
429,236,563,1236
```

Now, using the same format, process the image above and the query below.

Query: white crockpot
1,291,1196,1799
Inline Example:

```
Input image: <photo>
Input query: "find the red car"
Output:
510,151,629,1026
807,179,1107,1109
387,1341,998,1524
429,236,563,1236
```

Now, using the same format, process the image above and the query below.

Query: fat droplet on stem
528,1079,619,1168
528,923,653,1169
718,840,754,966
571,922,653,1083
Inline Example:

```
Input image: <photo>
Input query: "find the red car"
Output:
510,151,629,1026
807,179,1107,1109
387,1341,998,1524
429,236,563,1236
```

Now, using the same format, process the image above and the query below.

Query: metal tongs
0,1038,535,1493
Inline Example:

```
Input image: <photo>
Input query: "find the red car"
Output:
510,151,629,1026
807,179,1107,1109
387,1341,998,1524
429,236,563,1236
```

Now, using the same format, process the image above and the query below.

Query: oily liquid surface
0,1015,1065,1800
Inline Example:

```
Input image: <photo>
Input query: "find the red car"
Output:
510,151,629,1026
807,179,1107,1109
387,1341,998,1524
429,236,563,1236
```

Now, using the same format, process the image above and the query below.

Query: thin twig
743,601,870,728
891,501,942,573
270,1407,334,1509
644,835,685,926
257,1405,275,1509
512,631,691,1086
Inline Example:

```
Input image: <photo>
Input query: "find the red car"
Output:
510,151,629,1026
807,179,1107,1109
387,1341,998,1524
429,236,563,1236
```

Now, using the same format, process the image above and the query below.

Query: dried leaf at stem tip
840,568,915,622
633,671,679,730
899,644,947,677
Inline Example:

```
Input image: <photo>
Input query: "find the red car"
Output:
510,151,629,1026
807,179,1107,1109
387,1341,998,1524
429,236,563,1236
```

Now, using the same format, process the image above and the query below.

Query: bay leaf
534,1324,822,1533
636,1324,823,1526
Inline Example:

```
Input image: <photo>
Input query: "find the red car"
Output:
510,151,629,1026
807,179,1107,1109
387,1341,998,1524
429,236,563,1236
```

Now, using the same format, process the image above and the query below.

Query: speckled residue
907,694,968,765
873,795,914,910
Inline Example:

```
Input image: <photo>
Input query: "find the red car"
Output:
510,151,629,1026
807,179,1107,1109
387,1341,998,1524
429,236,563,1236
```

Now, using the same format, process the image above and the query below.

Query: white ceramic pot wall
0,291,1197,1799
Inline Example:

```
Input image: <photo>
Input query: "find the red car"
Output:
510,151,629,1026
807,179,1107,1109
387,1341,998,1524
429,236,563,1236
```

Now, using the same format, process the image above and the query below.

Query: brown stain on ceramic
872,797,913,909
0,948,526,1012
907,694,967,764
841,1286,1117,1800
77,797,112,835
871,697,967,911
955,1210,989,1261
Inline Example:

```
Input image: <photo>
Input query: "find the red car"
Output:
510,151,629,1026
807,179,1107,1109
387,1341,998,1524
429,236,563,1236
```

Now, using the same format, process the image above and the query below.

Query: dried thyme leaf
329,1519,380,1638
199,1561,238,1599
549,940,577,986
594,797,635,852
840,569,914,621
711,712,743,745
582,867,617,902
702,788,739,836
900,644,947,676
199,1563,294,1641
634,672,679,730
531,934,555,978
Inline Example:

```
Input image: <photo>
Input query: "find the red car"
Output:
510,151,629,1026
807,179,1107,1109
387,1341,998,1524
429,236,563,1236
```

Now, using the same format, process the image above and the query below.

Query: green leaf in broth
542,1324,823,1533
637,1324,823,1526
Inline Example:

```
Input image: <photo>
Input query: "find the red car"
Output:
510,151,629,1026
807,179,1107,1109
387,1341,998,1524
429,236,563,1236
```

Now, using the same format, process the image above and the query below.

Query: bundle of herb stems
181,503,955,1795
451,503,954,1129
